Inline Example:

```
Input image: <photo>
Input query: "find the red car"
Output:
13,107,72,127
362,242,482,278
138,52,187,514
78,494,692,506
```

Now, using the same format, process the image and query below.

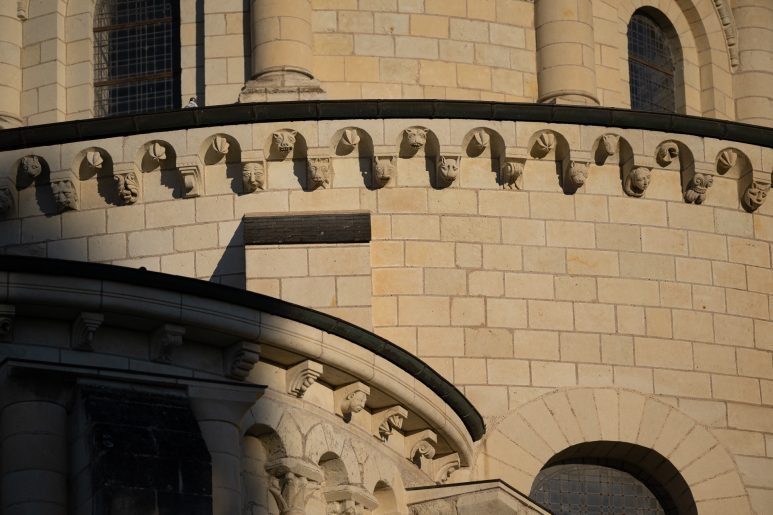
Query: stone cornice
0,100,771,152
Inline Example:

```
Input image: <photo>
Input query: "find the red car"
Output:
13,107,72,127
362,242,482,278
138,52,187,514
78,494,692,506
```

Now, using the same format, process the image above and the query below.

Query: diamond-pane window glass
530,464,667,515
628,13,675,113
94,0,180,117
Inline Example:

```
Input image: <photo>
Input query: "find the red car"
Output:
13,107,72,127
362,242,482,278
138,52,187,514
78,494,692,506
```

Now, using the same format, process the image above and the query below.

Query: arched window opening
93,0,180,117
529,442,696,515
628,12,677,113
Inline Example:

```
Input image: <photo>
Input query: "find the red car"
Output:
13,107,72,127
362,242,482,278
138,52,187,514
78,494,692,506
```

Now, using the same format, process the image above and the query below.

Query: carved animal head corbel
742,180,770,212
372,155,395,188
306,157,332,190
272,130,298,155
500,158,525,190
436,155,460,187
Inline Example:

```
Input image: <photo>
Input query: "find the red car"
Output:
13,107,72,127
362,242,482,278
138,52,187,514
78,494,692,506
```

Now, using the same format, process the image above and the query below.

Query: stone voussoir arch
474,387,753,514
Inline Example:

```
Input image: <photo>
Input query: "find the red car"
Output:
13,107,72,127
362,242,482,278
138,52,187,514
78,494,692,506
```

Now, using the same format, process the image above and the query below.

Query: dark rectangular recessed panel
244,211,371,245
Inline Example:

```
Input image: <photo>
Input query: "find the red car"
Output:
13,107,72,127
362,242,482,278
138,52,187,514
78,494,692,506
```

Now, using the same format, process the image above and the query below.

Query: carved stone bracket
372,155,396,188
150,324,185,363
404,127,428,151
623,166,652,198
405,429,437,473
0,176,17,217
287,360,323,398
71,312,104,351
266,457,323,515
113,164,140,205
272,130,298,157
19,155,42,180
500,157,525,190
432,453,461,484
684,172,714,204
0,305,15,343
223,341,261,380
306,157,332,190
372,405,409,442
324,484,378,514
742,175,770,212
242,160,266,193
335,382,370,422
436,154,460,188
177,157,203,198
598,134,619,159
564,160,590,192
50,171,79,212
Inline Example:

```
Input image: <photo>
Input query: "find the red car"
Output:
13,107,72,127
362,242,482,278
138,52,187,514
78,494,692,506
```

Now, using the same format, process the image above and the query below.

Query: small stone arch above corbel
199,133,241,166
717,148,770,212
72,146,113,181
593,133,653,198
655,139,712,204
135,140,177,173
14,154,49,189
528,129,588,194
461,127,507,189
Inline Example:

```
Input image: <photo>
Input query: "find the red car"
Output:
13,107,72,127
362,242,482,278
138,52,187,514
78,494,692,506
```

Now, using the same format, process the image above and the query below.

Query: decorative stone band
0,256,481,465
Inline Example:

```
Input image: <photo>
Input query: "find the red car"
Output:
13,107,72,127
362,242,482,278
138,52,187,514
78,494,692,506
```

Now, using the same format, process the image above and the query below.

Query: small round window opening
628,13,676,113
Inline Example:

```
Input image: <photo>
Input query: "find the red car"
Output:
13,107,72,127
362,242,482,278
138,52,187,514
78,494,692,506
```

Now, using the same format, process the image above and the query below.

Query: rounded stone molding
473,387,753,515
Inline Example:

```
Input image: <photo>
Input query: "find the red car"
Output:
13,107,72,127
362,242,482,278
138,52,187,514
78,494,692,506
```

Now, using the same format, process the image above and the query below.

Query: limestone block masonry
1,106,773,513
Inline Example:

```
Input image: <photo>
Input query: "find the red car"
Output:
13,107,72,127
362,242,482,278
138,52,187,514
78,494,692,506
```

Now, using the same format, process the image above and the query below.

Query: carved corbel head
20,155,42,180
436,155,459,187
564,160,589,191
306,157,332,190
242,161,265,193
500,158,524,190
337,382,370,422
372,155,396,188
177,158,202,198
742,180,770,212
657,141,680,167
623,166,652,198
114,168,140,205
50,172,79,212
404,127,428,150
600,134,619,157
272,130,297,155
684,173,713,204
531,131,555,158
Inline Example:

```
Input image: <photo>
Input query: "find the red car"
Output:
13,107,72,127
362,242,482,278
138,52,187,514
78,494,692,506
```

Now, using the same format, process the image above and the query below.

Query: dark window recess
628,13,675,113
530,463,667,515
94,0,180,117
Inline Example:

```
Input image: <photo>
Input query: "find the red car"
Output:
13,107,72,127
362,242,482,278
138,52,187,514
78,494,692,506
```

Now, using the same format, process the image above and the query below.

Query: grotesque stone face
624,167,651,197
51,179,78,212
657,142,679,166
242,162,264,193
405,128,427,149
743,181,770,212
437,155,459,185
273,131,297,153
20,156,42,179
373,156,394,186
347,390,368,413
307,158,330,189
601,134,618,156
115,172,139,204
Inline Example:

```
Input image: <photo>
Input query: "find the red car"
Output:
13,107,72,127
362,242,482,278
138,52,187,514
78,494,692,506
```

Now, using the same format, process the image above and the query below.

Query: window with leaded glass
628,12,676,113
93,0,180,117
